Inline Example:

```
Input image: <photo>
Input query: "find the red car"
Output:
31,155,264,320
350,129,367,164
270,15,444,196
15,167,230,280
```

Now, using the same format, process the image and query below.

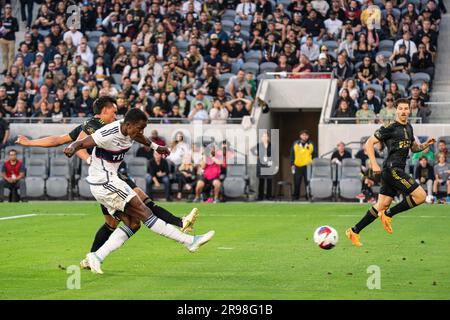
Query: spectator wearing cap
290,130,315,200
188,101,209,122
229,23,247,50
313,53,333,72
1,73,20,106
300,35,320,62
191,90,213,111
393,31,417,58
324,11,343,40
356,99,376,124
300,10,326,44
0,3,19,74
225,35,244,67
205,33,226,55
235,0,257,24
378,96,396,124
411,43,434,79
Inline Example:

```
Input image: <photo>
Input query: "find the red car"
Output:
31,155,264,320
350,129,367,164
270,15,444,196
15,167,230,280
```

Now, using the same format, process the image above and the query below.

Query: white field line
0,214,37,220
0,213,87,221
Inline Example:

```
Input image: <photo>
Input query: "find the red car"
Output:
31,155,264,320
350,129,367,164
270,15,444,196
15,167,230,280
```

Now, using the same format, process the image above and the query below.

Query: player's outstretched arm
411,137,436,153
15,134,73,148
64,136,97,158
133,133,171,156
365,135,382,174
74,131,92,162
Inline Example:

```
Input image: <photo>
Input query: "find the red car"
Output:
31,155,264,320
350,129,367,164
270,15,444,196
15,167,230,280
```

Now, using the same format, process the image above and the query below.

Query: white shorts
89,175,137,216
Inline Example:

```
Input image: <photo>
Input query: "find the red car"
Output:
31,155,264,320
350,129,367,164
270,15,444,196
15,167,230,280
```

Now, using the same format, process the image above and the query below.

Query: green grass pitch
0,201,449,300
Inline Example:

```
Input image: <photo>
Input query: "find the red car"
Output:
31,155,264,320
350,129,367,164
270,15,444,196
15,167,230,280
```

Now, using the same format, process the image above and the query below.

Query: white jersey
88,120,134,184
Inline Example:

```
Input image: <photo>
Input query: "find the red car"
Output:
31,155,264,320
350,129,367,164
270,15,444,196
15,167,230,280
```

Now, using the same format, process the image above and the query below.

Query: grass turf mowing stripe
0,214,37,221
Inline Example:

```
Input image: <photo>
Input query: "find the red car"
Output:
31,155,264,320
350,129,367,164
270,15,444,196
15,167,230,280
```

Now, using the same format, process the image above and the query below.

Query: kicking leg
346,194,393,246
125,196,213,253
135,187,198,232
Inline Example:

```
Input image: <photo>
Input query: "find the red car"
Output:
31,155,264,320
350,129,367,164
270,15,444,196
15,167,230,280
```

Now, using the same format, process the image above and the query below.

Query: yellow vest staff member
290,130,315,200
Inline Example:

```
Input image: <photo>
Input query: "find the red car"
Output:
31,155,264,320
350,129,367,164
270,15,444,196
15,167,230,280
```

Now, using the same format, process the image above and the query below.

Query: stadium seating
46,158,71,198
126,157,149,192
307,159,334,201
223,158,249,199
338,159,362,200
77,161,94,199
25,158,47,198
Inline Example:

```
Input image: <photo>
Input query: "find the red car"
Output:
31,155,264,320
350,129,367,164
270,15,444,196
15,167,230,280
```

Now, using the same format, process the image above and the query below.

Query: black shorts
380,167,419,198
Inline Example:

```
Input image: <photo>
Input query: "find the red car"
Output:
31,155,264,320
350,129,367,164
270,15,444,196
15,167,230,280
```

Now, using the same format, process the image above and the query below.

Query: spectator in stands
188,101,209,122
253,130,273,201
147,151,172,202
324,11,342,40
74,86,94,118
300,10,325,44
409,98,420,123
355,137,380,171
209,99,229,123
356,99,376,124
194,145,223,203
167,131,190,171
227,69,251,99
331,142,352,165
292,54,312,74
313,53,332,72
0,110,9,149
373,54,391,89
362,87,382,114
0,3,19,74
333,54,353,87
433,152,450,202
332,100,355,123
290,130,314,200
300,34,320,62
420,81,431,103
357,56,376,90
411,43,434,79
436,140,449,159
176,154,195,200
0,148,26,202
390,43,410,73
378,96,396,124
338,32,356,61
415,156,435,199
417,101,432,123
412,145,435,166
225,90,253,118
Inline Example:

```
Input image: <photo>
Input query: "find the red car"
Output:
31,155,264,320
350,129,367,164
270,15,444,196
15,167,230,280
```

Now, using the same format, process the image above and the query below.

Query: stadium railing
4,117,246,124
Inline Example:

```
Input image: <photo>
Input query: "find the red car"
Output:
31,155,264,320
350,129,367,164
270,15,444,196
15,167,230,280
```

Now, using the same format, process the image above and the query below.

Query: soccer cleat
346,228,362,247
186,230,215,253
79,258,91,270
86,253,103,274
181,208,199,233
378,210,393,234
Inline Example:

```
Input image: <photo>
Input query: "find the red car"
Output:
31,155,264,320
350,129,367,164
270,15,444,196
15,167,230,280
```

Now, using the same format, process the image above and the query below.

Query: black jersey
374,121,414,169
68,117,106,141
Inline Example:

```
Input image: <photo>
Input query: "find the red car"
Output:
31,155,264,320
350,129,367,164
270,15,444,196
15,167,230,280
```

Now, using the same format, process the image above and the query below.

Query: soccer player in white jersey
64,108,215,274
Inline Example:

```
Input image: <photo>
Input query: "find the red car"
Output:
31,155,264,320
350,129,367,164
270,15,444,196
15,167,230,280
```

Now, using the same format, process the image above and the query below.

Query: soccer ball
314,226,339,250
425,195,434,204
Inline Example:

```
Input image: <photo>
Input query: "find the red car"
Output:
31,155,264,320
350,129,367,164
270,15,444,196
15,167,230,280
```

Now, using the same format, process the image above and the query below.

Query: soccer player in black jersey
346,98,436,247
16,97,198,265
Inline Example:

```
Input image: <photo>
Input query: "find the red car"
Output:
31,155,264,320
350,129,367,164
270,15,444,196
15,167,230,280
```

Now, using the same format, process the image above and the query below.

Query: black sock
144,198,182,227
352,206,378,234
90,223,116,252
386,195,418,217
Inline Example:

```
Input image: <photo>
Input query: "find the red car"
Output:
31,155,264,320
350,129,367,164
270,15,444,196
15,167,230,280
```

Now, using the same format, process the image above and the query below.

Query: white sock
144,216,193,245
95,225,133,262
